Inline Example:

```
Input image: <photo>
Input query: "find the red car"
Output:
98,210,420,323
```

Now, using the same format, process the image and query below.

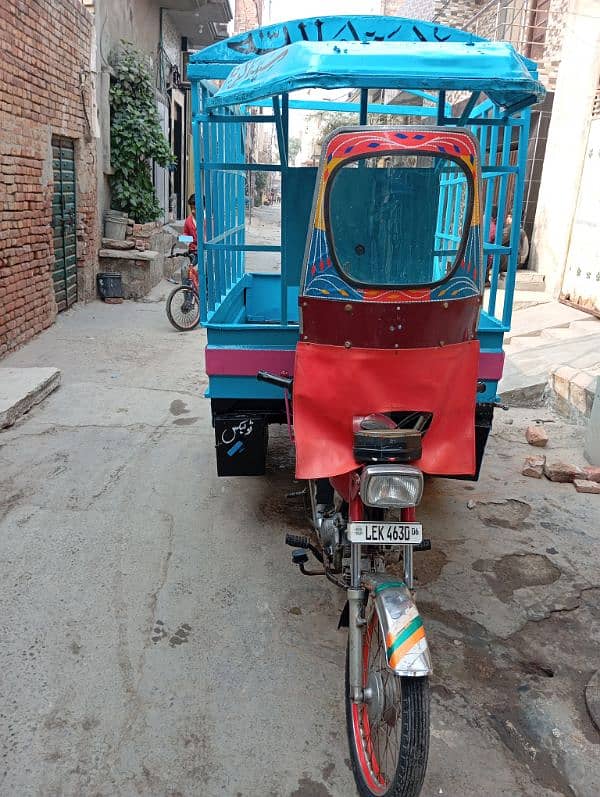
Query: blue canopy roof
191,16,484,65
205,40,545,112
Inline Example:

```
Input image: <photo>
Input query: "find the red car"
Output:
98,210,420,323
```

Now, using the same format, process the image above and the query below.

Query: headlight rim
359,464,424,509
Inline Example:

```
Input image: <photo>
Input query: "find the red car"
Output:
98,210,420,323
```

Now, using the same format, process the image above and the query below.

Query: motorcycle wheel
346,610,430,797
166,286,199,332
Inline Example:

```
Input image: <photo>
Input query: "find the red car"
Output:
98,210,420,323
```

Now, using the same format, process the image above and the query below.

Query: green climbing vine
109,43,175,223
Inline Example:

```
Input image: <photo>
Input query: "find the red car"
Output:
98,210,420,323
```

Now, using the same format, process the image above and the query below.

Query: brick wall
435,0,569,90
0,0,97,357
537,0,570,91
432,0,481,31
385,0,436,21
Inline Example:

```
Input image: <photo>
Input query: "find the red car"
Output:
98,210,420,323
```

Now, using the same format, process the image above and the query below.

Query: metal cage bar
192,76,534,332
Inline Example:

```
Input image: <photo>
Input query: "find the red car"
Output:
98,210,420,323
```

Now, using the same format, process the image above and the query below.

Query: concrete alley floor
1,294,599,797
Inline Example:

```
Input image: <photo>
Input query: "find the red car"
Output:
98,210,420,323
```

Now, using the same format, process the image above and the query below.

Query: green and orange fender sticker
385,615,426,670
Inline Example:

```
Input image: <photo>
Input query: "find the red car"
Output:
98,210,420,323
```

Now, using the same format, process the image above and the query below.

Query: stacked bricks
0,0,97,357
132,221,163,251
0,122,55,354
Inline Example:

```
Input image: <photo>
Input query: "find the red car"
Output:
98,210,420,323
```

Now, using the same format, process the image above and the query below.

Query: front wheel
166,286,199,331
346,611,430,797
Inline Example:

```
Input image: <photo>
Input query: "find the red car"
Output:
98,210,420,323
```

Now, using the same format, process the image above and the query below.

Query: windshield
325,152,473,288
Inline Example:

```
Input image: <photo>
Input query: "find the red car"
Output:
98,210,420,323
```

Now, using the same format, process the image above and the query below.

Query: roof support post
437,90,446,125
359,89,368,125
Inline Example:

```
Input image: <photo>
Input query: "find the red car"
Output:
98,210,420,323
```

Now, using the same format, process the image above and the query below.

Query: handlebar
257,371,293,391
167,249,192,260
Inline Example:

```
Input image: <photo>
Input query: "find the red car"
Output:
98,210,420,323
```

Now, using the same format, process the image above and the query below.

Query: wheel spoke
168,288,199,329
354,609,408,792
349,599,428,797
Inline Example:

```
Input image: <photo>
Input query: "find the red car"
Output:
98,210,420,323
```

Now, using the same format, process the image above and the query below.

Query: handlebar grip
257,371,293,390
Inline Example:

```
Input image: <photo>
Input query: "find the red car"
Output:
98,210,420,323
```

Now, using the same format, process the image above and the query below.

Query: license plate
347,522,423,545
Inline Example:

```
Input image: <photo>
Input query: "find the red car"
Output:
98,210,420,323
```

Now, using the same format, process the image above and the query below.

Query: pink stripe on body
478,351,505,381
206,349,295,377
206,348,505,381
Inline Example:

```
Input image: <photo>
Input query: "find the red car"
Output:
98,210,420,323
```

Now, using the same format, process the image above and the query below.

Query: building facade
529,0,600,312
0,0,233,356
0,0,98,356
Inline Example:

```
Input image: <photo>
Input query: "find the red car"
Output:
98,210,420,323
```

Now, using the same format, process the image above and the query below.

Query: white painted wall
560,119,600,314
529,0,600,297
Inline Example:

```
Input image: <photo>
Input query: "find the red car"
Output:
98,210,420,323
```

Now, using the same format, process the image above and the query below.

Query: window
325,152,473,288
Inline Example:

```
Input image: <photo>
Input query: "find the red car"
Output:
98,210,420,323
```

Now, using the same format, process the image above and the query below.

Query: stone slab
101,238,135,250
515,271,546,291
501,336,600,405
498,271,546,293
549,366,598,417
0,367,61,429
573,479,600,494
99,248,158,261
505,300,591,341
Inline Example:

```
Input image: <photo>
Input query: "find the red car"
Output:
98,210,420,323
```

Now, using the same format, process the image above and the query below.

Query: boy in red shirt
183,193,197,257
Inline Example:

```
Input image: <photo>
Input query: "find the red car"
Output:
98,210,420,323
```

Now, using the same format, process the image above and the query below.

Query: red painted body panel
293,341,479,479
300,295,480,348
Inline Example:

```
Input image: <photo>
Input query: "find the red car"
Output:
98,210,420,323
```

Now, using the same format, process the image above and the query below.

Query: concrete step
549,365,599,417
505,300,591,341
504,335,550,353
541,326,594,341
569,318,600,334
500,335,600,405
483,288,552,316
0,367,61,428
498,271,546,292
99,248,158,261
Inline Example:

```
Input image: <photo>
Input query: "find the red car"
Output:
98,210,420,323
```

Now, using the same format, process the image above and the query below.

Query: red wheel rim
351,612,401,795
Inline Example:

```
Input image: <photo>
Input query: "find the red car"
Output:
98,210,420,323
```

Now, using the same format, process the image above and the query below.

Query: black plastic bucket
97,272,123,300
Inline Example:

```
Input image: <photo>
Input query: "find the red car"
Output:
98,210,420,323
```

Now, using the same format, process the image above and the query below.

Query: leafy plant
109,43,175,223
253,171,268,205
288,136,301,163
310,110,410,159
311,111,356,150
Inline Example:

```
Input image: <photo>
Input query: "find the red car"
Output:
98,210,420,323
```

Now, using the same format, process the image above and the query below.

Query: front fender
364,574,432,677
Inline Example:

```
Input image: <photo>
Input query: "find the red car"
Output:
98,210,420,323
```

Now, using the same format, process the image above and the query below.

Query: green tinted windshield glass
326,153,472,287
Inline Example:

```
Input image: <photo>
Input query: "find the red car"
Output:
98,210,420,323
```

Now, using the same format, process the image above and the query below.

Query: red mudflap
293,341,480,480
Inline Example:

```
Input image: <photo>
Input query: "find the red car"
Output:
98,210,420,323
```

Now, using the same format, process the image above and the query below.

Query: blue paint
244,98,441,116
228,441,244,456
205,41,543,111
190,16,486,69
189,14,543,408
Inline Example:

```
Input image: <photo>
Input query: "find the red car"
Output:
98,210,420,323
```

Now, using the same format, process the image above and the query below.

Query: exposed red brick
522,455,546,478
543,461,586,483
0,0,97,356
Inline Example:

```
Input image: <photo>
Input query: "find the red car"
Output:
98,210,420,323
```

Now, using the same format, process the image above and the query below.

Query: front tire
346,611,430,797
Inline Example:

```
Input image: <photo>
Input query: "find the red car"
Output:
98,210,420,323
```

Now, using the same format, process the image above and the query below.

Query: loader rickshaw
188,16,544,795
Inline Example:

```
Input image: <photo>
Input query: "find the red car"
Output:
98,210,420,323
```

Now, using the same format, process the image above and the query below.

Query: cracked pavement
0,294,599,796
